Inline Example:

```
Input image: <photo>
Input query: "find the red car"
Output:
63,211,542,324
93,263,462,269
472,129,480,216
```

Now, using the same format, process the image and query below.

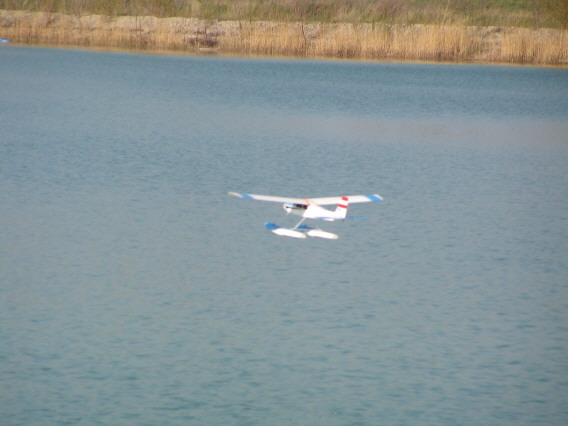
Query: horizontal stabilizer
264,222,280,230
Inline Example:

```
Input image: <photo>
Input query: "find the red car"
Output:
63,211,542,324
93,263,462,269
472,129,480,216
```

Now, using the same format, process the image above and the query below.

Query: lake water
1,46,567,425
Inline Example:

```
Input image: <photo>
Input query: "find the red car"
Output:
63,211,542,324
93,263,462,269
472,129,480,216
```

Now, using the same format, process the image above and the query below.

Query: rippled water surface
1,46,568,425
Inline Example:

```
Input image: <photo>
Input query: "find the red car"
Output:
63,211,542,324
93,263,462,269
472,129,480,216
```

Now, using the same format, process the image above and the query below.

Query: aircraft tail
334,196,349,220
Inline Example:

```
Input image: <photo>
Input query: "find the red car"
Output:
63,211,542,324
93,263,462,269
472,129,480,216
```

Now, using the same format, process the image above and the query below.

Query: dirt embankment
1,10,567,65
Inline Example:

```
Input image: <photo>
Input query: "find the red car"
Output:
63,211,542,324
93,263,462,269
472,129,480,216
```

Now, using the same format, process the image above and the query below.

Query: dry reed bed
1,10,567,64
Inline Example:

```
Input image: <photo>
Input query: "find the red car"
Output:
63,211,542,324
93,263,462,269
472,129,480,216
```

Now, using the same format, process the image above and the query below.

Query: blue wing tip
366,194,383,202
229,192,253,199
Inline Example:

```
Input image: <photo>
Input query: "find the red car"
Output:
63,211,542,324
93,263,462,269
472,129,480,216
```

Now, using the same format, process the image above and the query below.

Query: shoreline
1,10,567,66
12,44,567,70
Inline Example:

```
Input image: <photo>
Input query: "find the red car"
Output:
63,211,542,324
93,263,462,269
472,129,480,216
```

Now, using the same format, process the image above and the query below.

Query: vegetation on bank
1,1,567,64
2,10,566,64
1,0,567,29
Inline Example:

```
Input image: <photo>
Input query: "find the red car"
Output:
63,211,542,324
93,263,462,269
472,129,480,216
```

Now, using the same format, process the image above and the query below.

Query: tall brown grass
1,11,567,65
498,28,568,64
219,23,483,62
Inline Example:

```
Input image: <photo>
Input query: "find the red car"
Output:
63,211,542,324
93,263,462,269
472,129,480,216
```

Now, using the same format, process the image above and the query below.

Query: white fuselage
283,202,337,221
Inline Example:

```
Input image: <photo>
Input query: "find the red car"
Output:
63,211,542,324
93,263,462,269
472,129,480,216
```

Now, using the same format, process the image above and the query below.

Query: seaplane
228,192,383,239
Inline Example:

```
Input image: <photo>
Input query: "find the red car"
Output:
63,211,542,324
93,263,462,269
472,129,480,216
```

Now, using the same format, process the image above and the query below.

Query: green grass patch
0,0,565,28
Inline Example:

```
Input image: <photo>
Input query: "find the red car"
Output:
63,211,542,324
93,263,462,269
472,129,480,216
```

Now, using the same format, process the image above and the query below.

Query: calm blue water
1,46,568,425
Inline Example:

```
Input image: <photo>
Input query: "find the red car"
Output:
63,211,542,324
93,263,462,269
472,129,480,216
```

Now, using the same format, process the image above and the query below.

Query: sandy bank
1,10,567,65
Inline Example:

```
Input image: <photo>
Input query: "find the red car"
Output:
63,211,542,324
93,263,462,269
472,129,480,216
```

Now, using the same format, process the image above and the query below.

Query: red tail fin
334,196,349,219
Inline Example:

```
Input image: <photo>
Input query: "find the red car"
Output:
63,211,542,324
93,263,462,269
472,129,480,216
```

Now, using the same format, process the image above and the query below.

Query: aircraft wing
229,192,382,205
309,194,383,205
228,192,309,204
